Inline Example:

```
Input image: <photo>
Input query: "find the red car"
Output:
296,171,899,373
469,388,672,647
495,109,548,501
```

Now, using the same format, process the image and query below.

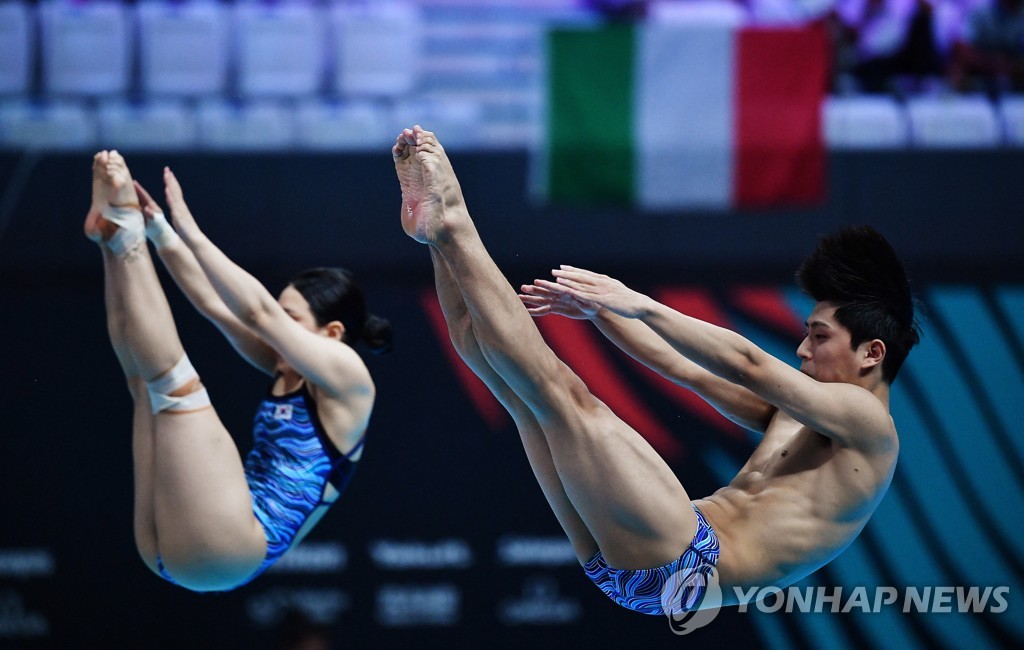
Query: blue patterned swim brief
583,503,720,615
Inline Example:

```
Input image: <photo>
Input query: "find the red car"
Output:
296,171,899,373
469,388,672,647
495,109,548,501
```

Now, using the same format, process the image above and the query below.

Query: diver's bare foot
84,150,144,253
85,151,117,242
103,150,140,207
392,126,470,245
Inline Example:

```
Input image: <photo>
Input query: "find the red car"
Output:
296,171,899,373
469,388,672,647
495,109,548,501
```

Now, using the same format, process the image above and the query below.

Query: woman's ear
325,320,345,342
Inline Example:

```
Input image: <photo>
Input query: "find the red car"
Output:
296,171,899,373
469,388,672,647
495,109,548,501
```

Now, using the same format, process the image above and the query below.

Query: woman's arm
134,180,277,375
162,168,368,399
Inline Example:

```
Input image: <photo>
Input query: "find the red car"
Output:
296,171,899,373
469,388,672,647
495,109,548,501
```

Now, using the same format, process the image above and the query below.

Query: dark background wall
0,150,1021,649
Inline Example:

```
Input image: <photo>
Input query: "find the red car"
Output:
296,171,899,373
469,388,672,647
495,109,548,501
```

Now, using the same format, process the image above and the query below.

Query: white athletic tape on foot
144,211,180,249
101,205,145,257
146,355,211,414
101,204,143,230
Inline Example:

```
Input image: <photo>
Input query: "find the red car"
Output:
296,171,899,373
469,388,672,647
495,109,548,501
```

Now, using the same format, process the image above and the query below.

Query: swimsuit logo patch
273,404,294,420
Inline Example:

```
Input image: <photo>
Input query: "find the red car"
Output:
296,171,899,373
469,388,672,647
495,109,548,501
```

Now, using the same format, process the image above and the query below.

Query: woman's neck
277,369,304,394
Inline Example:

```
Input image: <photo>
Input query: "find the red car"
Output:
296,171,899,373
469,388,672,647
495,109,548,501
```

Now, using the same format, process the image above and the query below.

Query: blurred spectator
583,0,650,21
831,0,943,92
948,0,1024,92
274,607,332,650
747,0,836,26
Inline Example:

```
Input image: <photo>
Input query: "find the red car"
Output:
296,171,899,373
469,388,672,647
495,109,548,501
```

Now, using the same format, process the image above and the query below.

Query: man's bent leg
431,248,597,562
399,128,697,570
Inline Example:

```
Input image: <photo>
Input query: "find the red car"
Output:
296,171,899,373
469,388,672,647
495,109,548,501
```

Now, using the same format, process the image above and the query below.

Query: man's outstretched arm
522,280,775,433
546,266,895,450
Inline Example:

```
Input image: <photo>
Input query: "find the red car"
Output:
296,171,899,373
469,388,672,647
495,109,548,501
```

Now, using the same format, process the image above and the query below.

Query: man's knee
447,311,475,354
534,363,604,418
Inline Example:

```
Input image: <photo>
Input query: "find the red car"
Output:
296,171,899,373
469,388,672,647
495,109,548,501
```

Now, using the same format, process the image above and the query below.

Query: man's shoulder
814,381,896,451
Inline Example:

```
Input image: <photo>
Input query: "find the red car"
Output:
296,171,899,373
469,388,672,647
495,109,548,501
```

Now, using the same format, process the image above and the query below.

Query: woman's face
273,285,326,373
278,285,322,334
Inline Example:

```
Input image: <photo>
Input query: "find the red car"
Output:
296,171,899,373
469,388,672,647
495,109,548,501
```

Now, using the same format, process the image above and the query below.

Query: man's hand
544,265,653,319
519,279,601,319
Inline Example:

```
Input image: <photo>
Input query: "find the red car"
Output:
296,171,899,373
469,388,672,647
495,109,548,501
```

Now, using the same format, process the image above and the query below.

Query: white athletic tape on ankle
101,204,143,230
145,211,180,249
147,355,211,414
106,228,145,257
101,205,145,257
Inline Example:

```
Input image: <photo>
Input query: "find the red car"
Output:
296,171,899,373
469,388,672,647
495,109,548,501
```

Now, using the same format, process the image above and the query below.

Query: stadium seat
906,95,1001,148
0,2,33,95
196,99,294,149
392,98,485,150
329,1,422,98
294,99,392,150
0,100,97,150
235,1,326,98
823,95,909,149
997,96,1024,146
39,0,131,97
97,100,197,150
137,0,229,98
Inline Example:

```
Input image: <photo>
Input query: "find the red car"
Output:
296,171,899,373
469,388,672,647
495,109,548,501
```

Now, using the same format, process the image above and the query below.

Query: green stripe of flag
546,26,635,205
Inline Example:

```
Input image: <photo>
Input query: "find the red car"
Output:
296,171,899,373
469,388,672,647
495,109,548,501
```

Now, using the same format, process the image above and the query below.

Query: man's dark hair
796,226,920,383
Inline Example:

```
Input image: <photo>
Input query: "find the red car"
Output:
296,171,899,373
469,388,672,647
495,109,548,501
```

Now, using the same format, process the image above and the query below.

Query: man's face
796,301,863,383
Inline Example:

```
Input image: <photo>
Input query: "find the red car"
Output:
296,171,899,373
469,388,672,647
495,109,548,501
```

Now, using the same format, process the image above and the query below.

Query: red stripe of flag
734,24,829,208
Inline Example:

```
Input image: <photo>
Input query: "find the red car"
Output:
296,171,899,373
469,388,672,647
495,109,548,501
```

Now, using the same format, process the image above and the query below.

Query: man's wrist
634,294,658,320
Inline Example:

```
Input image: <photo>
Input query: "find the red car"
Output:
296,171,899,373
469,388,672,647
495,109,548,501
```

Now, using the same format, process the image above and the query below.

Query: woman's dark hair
288,267,393,355
796,226,920,383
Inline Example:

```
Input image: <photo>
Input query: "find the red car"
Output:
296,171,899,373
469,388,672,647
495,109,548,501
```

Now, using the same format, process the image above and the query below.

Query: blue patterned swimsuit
584,504,720,615
157,381,361,587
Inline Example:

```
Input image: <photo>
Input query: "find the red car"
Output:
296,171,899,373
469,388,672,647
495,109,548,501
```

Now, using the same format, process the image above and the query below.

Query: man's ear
863,339,886,370
325,320,345,342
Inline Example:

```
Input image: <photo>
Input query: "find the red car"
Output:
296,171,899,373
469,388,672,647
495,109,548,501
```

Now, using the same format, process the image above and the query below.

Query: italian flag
539,23,830,211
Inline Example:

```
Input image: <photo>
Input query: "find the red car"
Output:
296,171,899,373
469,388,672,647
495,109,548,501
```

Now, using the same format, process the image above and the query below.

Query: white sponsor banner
268,542,347,574
0,549,56,579
496,536,577,567
375,584,460,627
369,539,472,570
0,590,49,639
498,576,582,625
246,587,351,627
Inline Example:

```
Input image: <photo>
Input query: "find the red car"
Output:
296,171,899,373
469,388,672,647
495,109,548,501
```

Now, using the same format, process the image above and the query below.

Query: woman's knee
126,376,148,403
146,355,211,415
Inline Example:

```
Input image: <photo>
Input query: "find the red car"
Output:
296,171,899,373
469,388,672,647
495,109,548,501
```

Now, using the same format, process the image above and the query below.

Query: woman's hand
162,167,202,242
